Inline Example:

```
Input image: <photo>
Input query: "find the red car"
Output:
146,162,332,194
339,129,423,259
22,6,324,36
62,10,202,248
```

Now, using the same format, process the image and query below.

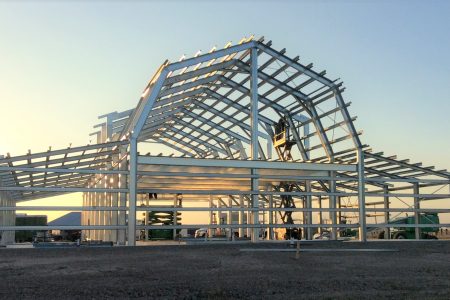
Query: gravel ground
0,241,449,299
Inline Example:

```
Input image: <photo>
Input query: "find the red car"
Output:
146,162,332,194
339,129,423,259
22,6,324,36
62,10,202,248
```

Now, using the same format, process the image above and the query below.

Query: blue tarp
48,212,81,226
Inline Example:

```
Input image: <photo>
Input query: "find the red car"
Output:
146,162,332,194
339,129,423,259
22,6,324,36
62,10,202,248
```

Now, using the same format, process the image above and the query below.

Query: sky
0,0,449,222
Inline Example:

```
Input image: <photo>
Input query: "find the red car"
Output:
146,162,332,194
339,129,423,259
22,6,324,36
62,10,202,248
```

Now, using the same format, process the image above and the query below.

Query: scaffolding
1,36,449,246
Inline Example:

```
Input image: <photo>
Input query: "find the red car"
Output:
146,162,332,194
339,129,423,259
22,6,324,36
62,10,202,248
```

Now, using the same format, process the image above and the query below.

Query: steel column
250,46,259,242
414,183,420,239
383,185,390,239
357,149,367,242
329,172,337,240
306,180,312,240
128,137,138,246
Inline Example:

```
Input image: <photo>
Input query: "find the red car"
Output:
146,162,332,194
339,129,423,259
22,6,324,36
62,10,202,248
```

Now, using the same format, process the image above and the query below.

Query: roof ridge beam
166,41,256,72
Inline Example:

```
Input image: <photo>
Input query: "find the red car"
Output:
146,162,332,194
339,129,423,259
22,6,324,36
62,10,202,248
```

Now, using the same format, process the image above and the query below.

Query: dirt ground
0,241,449,299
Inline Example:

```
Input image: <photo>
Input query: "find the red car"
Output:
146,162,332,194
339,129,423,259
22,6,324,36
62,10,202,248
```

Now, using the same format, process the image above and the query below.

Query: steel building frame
1,36,449,245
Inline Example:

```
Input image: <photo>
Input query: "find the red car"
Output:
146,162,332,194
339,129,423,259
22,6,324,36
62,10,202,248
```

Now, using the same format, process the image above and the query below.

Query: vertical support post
302,198,306,239
250,46,259,243
239,195,244,238
413,183,420,240
357,148,367,242
209,195,213,238
247,197,251,238
329,172,337,240
102,180,108,241
318,195,322,234
0,189,7,245
87,191,92,240
94,190,99,241
305,181,312,240
144,195,149,241
128,137,138,246
383,185,390,239
81,193,85,240
117,146,127,245
173,194,178,240
111,175,118,243
337,196,341,238
268,193,274,240
228,196,233,240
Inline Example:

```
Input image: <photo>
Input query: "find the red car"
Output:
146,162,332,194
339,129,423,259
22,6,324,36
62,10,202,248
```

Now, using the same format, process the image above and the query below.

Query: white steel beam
137,156,356,172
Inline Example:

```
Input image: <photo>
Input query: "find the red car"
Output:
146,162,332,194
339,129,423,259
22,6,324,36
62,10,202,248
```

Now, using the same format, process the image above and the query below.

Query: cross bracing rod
216,80,334,161
286,114,309,160
289,87,347,125
296,117,357,143
233,60,354,160
334,91,362,148
303,132,361,153
260,58,303,97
